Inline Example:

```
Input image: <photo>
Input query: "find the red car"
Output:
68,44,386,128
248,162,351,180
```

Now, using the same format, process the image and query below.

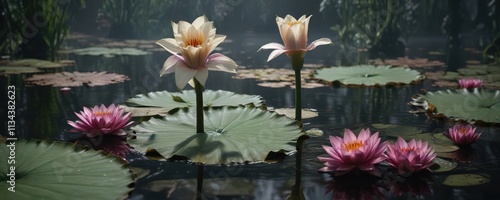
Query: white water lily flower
156,16,237,90
259,15,332,62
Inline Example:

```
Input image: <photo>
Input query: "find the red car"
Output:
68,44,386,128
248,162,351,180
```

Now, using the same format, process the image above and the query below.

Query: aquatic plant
386,137,436,175
458,78,484,88
156,15,237,133
67,104,132,138
259,14,331,121
445,124,481,146
317,128,387,176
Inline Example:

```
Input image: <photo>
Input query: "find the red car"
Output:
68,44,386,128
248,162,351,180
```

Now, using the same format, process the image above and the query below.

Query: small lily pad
10,59,67,68
119,105,170,117
272,108,319,119
67,47,149,57
0,66,41,75
429,157,457,172
305,128,324,137
314,65,424,86
442,174,490,186
371,57,445,68
25,71,129,87
412,133,459,153
370,123,422,139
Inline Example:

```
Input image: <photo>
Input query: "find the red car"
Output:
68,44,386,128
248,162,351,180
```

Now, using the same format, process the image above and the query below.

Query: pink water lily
386,137,436,175
156,15,237,90
458,78,483,88
446,124,481,145
258,15,332,62
318,128,388,176
67,104,132,138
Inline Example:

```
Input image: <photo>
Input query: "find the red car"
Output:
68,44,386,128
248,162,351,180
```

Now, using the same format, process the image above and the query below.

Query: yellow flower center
287,21,301,26
343,141,365,152
458,128,468,134
185,38,203,47
94,111,112,117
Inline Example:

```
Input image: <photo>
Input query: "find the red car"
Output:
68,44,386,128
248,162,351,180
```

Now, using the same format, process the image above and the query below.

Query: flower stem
194,78,204,133
290,55,304,122
196,165,204,200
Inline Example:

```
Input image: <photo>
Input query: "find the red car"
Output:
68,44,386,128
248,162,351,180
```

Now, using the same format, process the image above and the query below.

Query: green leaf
126,90,264,114
10,59,66,68
67,47,149,57
429,157,457,172
414,89,500,124
128,106,303,165
370,123,422,139
0,66,41,75
412,133,459,153
442,174,490,186
0,140,133,199
314,65,423,86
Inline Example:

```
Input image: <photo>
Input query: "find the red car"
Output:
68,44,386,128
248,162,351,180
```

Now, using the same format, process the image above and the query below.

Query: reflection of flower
324,173,385,200
318,128,387,176
156,15,237,90
258,15,332,64
387,171,433,198
458,78,483,88
76,135,131,158
446,124,481,145
447,146,476,163
386,137,436,175
67,104,132,138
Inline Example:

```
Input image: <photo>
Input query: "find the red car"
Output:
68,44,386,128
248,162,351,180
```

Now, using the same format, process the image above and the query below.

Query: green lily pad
413,89,500,124
429,157,457,172
67,47,149,57
442,174,490,186
0,66,41,75
128,106,303,165
370,123,422,139
119,105,170,117
412,133,459,153
127,90,264,113
10,59,67,68
314,65,423,86
272,108,319,119
25,71,129,87
0,140,133,199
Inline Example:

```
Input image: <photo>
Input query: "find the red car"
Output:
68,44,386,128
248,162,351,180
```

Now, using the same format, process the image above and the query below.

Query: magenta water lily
458,78,483,89
67,104,132,137
318,128,387,176
446,124,481,145
386,137,436,175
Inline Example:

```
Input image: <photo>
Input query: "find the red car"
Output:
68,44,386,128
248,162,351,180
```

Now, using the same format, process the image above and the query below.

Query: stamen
287,21,301,26
343,141,364,152
94,111,112,117
185,38,203,47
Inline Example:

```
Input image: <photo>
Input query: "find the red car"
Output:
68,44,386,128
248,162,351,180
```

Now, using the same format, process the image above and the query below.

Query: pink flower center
287,21,301,26
186,38,203,47
343,141,365,152
94,111,112,117
400,147,416,153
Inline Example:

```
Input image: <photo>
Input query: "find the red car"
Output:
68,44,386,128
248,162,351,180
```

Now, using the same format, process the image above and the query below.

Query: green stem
196,165,204,200
290,55,304,122
194,78,204,133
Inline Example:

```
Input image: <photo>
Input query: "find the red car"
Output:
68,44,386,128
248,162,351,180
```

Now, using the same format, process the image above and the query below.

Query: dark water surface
2,32,500,200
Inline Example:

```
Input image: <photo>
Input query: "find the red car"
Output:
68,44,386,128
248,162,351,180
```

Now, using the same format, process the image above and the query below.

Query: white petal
209,35,226,52
206,53,238,73
267,49,288,62
160,55,182,76
175,65,197,90
156,38,180,54
258,42,286,51
306,37,333,51
192,15,208,28
194,67,209,87
171,21,179,35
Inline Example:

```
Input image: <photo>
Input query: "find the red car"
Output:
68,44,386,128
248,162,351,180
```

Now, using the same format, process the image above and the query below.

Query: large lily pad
314,65,423,86
126,90,264,114
232,68,324,89
128,106,303,165
0,140,133,199
411,89,500,124
25,71,129,87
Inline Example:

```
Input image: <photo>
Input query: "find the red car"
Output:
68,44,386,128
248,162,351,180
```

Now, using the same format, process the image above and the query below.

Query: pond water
2,30,500,200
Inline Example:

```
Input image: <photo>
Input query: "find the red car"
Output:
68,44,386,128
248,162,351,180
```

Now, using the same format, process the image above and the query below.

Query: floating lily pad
429,157,457,173
370,123,422,139
10,59,68,68
411,133,459,153
314,65,423,86
272,108,319,119
119,105,170,117
127,90,264,114
371,57,445,68
67,47,149,57
0,140,133,199
0,66,41,75
442,174,490,186
305,128,324,137
412,89,500,124
232,68,322,89
128,106,303,165
25,71,129,87
427,65,500,89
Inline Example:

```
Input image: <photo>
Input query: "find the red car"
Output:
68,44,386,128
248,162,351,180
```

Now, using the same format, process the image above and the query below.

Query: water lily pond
1,1,500,199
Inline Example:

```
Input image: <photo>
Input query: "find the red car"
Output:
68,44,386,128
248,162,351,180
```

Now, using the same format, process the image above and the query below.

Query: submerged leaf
314,65,424,86
0,140,134,199
25,71,129,87
442,174,490,186
128,106,303,165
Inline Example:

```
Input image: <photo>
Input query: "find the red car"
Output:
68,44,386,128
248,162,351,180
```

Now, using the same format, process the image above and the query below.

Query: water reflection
324,173,385,200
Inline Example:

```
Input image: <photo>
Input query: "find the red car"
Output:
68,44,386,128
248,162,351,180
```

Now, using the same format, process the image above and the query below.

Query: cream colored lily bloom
259,15,332,62
156,16,237,90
